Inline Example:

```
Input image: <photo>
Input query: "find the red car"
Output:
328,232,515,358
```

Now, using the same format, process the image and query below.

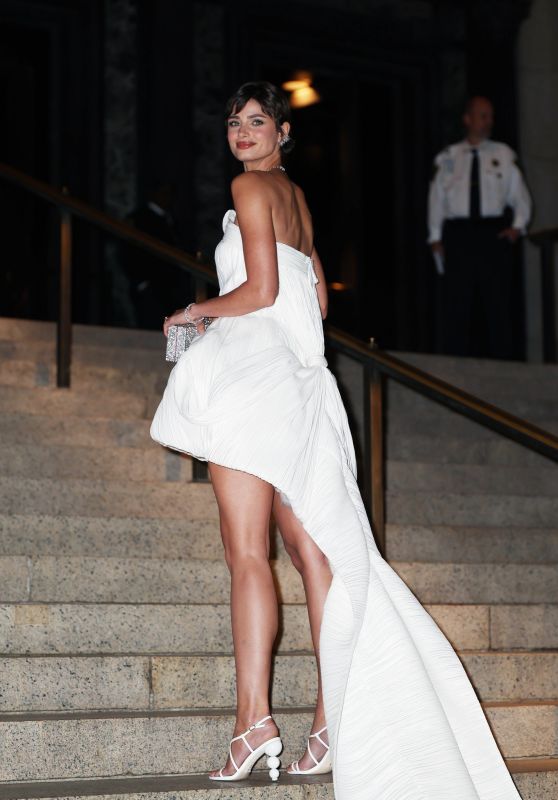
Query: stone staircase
0,318,557,800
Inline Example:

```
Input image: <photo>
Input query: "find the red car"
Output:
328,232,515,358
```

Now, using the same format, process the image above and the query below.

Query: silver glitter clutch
165,320,211,362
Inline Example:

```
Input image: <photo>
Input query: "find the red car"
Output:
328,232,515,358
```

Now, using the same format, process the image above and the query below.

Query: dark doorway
0,23,52,319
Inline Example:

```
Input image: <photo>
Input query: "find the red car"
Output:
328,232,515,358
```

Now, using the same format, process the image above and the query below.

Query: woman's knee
285,537,329,577
220,526,269,573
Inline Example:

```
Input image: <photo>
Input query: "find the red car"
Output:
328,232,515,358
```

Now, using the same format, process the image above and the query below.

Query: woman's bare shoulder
231,171,269,195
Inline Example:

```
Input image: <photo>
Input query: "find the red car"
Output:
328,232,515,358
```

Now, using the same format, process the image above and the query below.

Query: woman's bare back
267,173,314,257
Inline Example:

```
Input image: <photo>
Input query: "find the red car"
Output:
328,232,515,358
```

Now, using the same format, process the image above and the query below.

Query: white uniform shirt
427,139,532,243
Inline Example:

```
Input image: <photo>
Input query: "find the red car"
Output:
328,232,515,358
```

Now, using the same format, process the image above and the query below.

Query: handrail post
57,199,72,388
363,338,385,555
370,365,385,553
540,240,557,363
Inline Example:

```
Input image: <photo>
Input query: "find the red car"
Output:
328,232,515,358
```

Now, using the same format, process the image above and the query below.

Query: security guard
428,96,532,358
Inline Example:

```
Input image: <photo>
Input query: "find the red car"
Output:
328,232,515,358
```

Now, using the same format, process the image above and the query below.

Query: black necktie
469,148,480,219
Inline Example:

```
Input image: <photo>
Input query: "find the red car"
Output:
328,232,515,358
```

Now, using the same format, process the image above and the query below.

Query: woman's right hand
163,308,206,337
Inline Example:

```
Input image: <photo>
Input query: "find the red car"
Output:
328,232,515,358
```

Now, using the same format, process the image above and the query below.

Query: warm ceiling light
290,85,320,108
283,79,310,92
329,281,348,291
282,70,313,92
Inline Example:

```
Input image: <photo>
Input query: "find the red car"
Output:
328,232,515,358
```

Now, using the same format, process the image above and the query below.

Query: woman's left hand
163,306,205,337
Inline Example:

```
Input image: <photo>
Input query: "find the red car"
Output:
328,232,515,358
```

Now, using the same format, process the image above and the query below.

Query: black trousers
439,216,516,359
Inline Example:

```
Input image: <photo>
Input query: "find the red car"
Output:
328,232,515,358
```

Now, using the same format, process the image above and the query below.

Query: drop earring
280,134,291,148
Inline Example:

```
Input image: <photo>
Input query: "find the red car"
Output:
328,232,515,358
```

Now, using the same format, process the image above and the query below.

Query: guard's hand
430,241,445,276
498,227,520,244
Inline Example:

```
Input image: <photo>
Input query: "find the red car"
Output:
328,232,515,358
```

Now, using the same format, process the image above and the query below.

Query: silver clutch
165,319,211,362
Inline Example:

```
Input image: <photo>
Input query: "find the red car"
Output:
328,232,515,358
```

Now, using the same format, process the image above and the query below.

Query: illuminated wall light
290,85,320,108
282,79,310,92
329,281,348,291
282,70,313,92
282,71,320,108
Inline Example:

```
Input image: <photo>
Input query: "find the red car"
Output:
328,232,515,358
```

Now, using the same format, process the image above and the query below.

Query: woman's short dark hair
225,81,295,154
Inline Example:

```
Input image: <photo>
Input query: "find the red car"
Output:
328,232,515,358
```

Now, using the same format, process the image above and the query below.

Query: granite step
394,351,558,389
0,357,171,395
2,514,554,565
387,409,558,439
386,524,558,563
0,477,218,519
1,602,556,655
385,431,553,468
0,556,302,604
2,649,557,714
1,703,556,781
2,763,558,800
387,378,558,415
0,385,156,420
0,443,191,483
1,556,557,605
0,412,152,449
0,708,315,782
4,477,557,527
0,602,312,655
387,490,558,527
393,562,558,604
387,461,558,496
0,337,167,371
0,514,224,560
0,318,163,350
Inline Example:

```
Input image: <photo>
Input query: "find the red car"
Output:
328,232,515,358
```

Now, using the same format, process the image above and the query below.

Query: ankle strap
247,714,272,732
230,714,273,748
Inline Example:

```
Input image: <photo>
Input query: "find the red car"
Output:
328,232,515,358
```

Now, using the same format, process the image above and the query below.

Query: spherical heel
265,738,283,757
265,738,282,781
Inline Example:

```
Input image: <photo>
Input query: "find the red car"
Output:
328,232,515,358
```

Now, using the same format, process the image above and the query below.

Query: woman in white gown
151,81,522,799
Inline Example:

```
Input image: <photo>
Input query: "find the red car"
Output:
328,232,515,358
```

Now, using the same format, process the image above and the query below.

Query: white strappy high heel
208,714,283,782
288,725,331,775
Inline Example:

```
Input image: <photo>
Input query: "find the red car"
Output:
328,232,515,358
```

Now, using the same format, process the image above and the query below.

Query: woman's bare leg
273,492,333,770
208,463,279,777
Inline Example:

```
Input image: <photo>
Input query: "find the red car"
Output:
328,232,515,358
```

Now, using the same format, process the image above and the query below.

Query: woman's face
226,98,285,167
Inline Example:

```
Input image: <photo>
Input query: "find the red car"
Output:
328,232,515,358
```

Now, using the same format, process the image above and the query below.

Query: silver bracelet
184,303,197,323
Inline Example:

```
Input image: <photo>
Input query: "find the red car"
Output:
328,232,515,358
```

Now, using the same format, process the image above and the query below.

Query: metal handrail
0,162,219,287
1,161,557,554
529,227,558,244
326,327,558,546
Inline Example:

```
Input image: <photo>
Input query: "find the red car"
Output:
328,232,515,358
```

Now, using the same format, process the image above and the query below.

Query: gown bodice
214,210,325,367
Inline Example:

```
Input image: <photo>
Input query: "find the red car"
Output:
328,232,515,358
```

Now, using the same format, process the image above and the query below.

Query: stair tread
0,772,333,799
4,762,558,800
1,698,556,721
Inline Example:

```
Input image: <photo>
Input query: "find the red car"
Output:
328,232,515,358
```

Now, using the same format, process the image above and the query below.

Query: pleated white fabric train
151,209,522,799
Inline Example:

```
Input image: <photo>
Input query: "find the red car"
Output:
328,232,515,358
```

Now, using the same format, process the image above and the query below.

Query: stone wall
518,0,558,360
104,0,138,218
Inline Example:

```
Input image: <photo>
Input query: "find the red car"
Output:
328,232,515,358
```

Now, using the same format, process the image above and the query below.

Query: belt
445,215,506,226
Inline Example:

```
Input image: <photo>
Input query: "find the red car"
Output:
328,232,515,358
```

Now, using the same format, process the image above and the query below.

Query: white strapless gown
151,210,521,800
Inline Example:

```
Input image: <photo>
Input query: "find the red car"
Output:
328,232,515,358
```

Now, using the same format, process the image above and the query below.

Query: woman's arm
311,247,328,320
164,173,278,334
